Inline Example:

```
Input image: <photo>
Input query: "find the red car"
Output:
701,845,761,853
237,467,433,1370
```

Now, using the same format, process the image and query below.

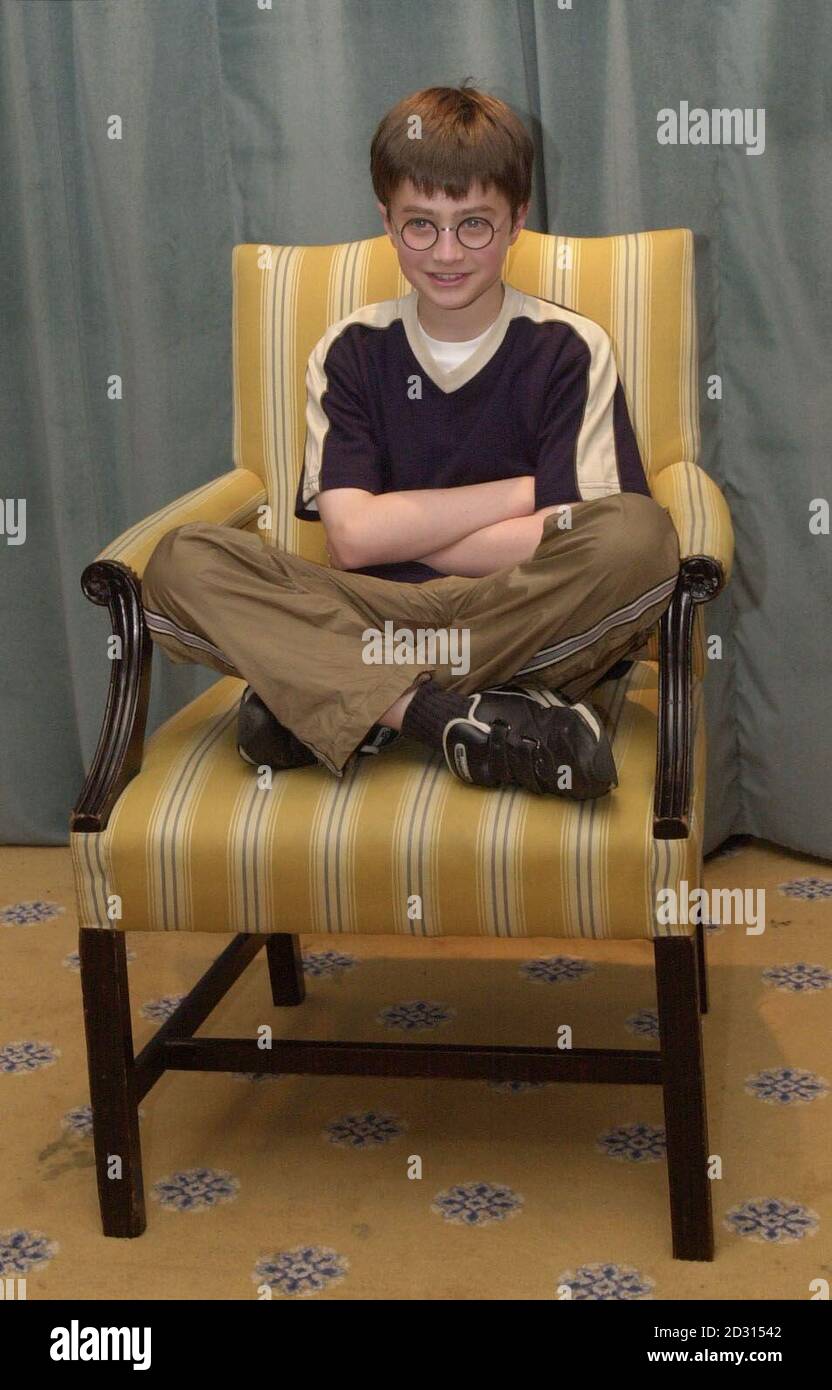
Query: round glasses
395,216,501,251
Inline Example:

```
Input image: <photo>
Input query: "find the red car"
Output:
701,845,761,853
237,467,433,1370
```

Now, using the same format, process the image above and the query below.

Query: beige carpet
1,838,830,1301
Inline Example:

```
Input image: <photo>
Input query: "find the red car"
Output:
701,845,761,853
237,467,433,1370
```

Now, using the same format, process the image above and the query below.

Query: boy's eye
463,218,486,229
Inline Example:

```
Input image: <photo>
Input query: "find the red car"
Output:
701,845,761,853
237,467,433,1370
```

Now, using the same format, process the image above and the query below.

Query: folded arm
415,505,564,576
317,475,536,570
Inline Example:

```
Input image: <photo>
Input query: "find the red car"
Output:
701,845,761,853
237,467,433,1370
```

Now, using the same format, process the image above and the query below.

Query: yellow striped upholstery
231,228,726,672
72,226,731,940
651,459,734,581
233,229,701,548
71,659,705,939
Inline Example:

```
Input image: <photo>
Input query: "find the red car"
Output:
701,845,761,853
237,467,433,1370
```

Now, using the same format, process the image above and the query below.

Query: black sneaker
440,683,618,799
237,687,317,769
236,687,401,770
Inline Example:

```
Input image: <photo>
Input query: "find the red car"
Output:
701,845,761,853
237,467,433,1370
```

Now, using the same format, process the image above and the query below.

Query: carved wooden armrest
70,561,152,833
652,555,724,839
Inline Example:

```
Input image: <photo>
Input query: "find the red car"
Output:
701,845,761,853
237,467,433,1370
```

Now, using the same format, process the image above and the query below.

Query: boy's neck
416,279,505,342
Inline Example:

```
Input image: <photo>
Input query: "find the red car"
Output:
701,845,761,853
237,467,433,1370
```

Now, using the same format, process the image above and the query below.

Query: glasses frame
391,213,510,252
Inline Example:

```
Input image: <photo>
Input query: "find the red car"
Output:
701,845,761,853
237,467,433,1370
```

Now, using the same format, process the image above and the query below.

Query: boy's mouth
425,272,471,287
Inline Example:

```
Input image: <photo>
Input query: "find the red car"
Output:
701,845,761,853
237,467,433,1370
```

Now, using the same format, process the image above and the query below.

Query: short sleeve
294,329,387,521
534,327,650,508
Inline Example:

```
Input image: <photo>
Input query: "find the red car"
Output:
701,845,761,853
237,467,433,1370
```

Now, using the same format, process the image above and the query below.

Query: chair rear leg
654,933,714,1261
79,927,146,1237
696,917,709,1013
266,933,306,1005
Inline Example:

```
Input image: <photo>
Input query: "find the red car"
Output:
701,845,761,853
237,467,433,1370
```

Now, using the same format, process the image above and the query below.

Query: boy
142,84,680,798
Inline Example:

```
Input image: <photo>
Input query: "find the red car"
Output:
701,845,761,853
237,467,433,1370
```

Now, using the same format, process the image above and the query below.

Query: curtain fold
1,0,828,856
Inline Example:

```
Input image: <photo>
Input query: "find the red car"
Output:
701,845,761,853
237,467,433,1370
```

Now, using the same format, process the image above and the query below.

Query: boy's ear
377,199,395,243
508,202,530,245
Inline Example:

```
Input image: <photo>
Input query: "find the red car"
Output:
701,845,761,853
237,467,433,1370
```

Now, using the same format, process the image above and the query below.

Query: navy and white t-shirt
294,281,650,583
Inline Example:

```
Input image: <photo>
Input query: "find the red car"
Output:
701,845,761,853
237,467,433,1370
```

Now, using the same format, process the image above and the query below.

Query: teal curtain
1,0,829,857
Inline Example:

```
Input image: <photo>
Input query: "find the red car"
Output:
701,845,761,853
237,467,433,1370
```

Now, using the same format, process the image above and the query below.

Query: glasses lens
401,219,437,250
457,217,495,248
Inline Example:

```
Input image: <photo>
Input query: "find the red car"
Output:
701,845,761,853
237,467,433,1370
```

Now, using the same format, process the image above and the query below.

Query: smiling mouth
426,272,471,283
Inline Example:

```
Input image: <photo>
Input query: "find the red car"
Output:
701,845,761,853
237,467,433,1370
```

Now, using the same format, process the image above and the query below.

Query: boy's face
378,178,528,322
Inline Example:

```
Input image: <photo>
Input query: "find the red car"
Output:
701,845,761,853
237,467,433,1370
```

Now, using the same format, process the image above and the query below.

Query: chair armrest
651,460,734,585
651,462,733,839
94,467,267,577
71,469,267,832
71,561,150,833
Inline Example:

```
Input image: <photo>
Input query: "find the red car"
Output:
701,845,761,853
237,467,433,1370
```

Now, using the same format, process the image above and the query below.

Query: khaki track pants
141,492,680,776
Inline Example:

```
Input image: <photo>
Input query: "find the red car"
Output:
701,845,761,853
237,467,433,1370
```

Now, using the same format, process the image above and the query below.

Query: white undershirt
419,323,493,371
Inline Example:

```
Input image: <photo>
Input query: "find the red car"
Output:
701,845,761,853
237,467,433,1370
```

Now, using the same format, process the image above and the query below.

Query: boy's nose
431,228,466,264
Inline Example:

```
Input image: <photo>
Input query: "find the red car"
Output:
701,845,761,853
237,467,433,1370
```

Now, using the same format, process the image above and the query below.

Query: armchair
71,228,734,1262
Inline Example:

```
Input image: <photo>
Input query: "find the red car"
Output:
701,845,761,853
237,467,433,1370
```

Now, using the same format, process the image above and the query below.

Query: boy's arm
417,506,563,576
417,325,650,577
297,330,536,567
318,476,535,570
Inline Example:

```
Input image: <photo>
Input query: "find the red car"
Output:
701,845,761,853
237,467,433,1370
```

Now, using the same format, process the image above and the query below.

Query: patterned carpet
1,838,829,1301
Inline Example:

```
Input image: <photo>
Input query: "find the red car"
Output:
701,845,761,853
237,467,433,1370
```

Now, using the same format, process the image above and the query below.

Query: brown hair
370,83,534,224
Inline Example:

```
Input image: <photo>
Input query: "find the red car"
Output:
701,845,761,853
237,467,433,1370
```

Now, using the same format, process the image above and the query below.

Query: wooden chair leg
266,933,306,1006
654,934,714,1261
696,917,709,1014
79,927,146,1237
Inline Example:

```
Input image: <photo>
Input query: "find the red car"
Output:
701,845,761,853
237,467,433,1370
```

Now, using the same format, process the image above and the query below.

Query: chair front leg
654,933,714,1260
79,927,146,1237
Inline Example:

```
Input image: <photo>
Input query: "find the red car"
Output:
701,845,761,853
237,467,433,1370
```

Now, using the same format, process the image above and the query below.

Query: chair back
231,228,700,567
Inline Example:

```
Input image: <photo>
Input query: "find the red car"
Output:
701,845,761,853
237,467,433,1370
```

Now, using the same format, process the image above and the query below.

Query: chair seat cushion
71,661,704,940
